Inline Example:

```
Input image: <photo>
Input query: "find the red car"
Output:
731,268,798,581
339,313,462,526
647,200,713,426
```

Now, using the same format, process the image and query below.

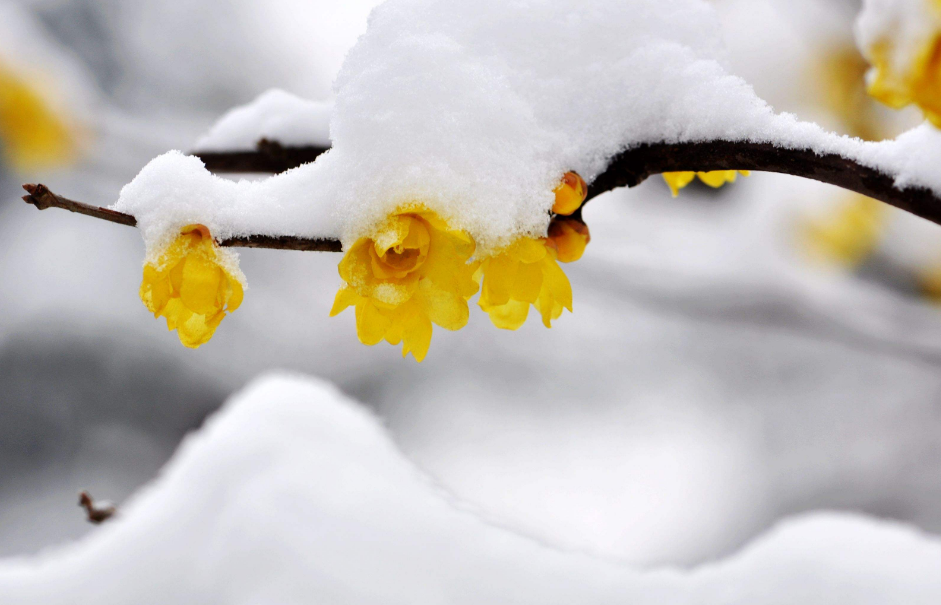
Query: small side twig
78,491,117,525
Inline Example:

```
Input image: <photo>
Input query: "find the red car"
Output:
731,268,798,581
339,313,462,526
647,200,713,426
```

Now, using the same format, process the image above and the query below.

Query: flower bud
552,171,587,215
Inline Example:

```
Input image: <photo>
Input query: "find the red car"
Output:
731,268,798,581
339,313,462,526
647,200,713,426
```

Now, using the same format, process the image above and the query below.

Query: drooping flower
864,31,941,127
330,209,478,362
139,224,245,348
546,218,591,263
552,171,588,215
477,237,573,330
0,60,74,170
800,194,886,267
661,170,750,197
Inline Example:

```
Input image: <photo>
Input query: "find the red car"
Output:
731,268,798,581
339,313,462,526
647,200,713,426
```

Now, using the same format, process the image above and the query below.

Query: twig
192,138,329,173
78,491,117,524
21,183,343,252
21,139,941,249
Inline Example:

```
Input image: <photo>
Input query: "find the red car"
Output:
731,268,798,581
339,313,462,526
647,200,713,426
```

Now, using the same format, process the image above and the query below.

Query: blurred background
2,0,941,568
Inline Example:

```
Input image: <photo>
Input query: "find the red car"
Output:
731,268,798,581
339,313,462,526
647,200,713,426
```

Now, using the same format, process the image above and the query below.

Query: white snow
193,89,332,152
113,0,941,257
0,373,938,603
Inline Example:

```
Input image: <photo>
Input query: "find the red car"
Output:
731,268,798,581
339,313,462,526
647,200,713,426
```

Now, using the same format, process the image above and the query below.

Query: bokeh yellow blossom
477,237,573,330
140,224,245,349
0,61,74,170
331,209,478,362
662,170,750,197
864,27,941,127
800,194,886,268
552,171,587,215
547,218,590,263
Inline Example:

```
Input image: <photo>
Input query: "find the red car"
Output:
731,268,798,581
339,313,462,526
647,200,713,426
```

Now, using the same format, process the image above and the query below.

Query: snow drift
0,373,939,604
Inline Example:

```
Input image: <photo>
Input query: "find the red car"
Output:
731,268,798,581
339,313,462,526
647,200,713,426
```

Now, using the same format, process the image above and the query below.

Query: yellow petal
512,259,543,304
421,282,469,331
483,299,530,331
355,300,393,345
402,312,433,362
696,170,736,188
330,286,361,316
179,250,224,315
662,172,696,197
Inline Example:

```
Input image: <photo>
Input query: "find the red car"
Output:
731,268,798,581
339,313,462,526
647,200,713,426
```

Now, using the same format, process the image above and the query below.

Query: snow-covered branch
22,137,941,250
21,183,343,252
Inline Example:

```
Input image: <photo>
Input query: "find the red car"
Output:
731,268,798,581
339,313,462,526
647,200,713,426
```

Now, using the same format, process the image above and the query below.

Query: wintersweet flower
546,218,590,263
330,209,478,362
0,61,74,170
477,237,573,330
864,33,941,127
552,171,588,215
139,224,245,349
662,170,750,197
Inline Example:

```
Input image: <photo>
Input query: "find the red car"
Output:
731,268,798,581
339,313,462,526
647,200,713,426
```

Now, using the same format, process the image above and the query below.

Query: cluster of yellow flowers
331,172,590,360
862,0,941,126
138,173,590,359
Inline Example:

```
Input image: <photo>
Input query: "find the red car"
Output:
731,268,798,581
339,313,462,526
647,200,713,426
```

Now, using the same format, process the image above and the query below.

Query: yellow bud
552,171,587,215
547,218,590,263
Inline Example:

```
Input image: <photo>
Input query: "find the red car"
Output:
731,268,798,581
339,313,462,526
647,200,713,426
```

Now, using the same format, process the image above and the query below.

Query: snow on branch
22,138,941,250
21,183,343,252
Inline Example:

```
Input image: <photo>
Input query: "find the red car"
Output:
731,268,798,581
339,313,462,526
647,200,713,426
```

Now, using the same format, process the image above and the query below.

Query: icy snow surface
193,89,332,152
114,0,941,256
0,374,939,603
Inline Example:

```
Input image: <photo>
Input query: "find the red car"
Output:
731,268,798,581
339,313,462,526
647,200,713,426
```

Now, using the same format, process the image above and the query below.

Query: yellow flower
800,194,886,267
477,237,573,330
546,218,590,263
662,170,750,197
0,61,74,170
865,34,941,127
330,209,478,362
139,224,245,348
552,171,587,215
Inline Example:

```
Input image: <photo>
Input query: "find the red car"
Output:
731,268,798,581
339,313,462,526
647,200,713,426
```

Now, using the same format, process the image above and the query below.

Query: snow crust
193,89,332,152
114,0,941,256
0,373,939,603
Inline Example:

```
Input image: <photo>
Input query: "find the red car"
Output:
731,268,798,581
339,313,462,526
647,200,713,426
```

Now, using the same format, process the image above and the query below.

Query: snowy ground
2,0,941,600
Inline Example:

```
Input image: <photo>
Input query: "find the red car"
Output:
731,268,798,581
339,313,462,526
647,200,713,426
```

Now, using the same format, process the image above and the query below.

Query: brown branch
21,183,343,252
586,141,941,225
78,491,117,524
21,139,941,249
192,138,329,173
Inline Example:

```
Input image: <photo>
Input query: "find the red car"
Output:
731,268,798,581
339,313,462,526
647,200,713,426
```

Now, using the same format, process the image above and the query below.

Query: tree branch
192,138,329,173
21,139,941,249
586,141,941,224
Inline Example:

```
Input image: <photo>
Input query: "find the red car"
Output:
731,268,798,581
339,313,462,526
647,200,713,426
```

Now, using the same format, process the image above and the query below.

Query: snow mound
0,373,939,603
193,89,332,152
114,0,941,257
